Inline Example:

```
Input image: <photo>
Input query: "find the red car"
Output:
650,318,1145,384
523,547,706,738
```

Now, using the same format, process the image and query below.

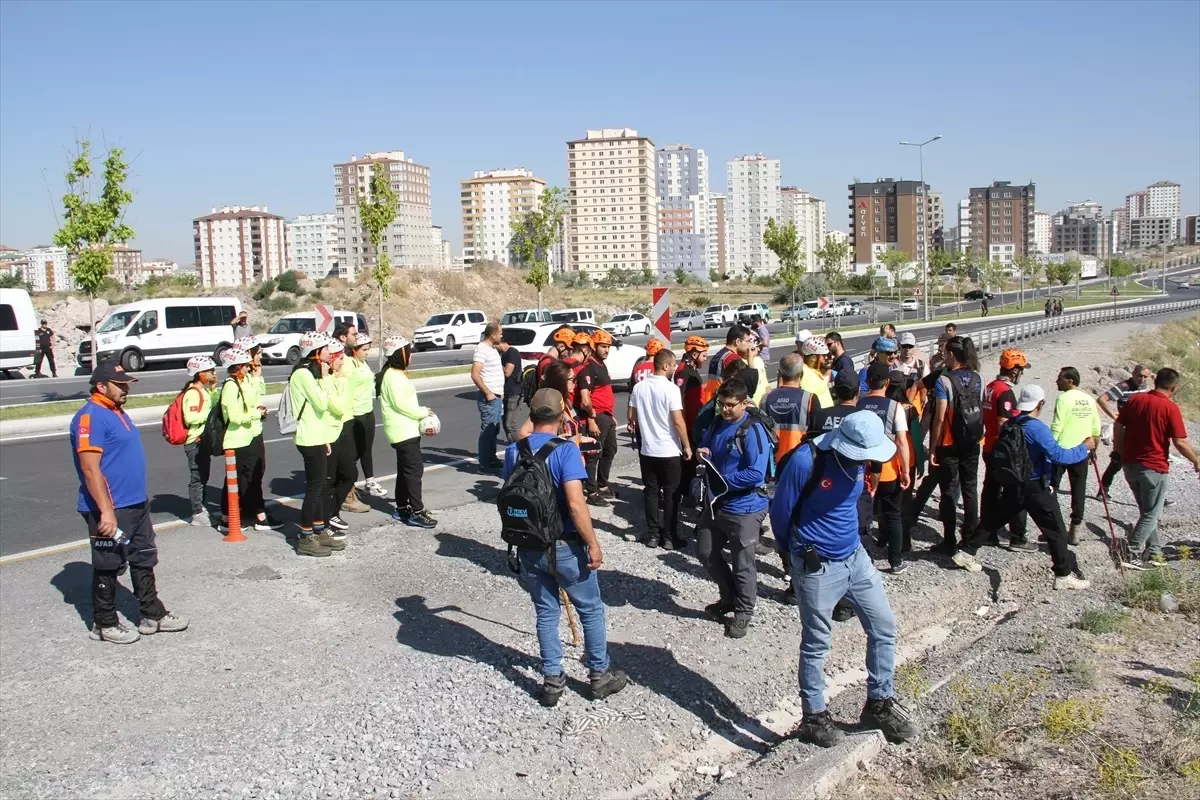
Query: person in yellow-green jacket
288,334,346,557
346,336,386,499
377,335,438,529
182,355,217,527
218,347,279,535
1051,366,1102,545
324,341,359,532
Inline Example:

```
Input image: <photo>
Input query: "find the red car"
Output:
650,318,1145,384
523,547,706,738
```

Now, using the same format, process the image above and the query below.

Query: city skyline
1,0,1197,267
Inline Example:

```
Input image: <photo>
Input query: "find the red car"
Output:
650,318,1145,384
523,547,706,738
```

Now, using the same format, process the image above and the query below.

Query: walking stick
1090,454,1125,570
559,588,581,647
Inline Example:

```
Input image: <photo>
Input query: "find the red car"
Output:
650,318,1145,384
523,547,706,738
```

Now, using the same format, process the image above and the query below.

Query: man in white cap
970,384,1094,589
793,328,814,354
895,332,929,379
770,410,917,748
797,336,833,409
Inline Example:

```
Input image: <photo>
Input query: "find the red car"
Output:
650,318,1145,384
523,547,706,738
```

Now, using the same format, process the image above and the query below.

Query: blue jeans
792,545,897,714
519,541,609,677
477,394,503,465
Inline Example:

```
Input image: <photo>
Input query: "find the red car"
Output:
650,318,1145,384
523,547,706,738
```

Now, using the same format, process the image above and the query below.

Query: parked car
413,310,487,351
0,287,36,375
736,302,771,323
550,308,595,324
780,305,812,322
502,322,647,389
259,310,368,365
801,299,827,318
671,309,705,330
963,290,997,300
500,309,553,325
77,296,243,372
602,312,651,337
900,298,920,311
826,300,852,317
702,304,737,328
847,301,865,316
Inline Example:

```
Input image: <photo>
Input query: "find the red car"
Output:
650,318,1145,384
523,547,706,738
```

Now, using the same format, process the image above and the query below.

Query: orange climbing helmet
571,331,593,347
645,338,665,356
551,327,576,347
684,335,709,353
590,329,614,346
999,349,1031,370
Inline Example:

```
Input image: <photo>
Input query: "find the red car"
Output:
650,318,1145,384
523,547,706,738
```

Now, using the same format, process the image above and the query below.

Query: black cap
90,362,138,385
889,369,909,387
867,362,890,382
833,370,858,391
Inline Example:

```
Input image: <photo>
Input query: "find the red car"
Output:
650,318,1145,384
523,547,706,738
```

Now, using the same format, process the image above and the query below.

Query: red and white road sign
651,287,671,345
315,304,334,334
816,296,829,309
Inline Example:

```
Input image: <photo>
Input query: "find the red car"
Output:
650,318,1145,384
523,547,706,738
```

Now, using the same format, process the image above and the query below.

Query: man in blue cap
858,336,898,395
771,410,918,748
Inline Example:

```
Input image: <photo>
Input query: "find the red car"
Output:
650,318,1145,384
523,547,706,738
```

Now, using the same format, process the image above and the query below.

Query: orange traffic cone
223,449,247,543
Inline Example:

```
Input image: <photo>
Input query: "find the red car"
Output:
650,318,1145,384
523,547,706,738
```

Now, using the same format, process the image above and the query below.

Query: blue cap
873,336,898,353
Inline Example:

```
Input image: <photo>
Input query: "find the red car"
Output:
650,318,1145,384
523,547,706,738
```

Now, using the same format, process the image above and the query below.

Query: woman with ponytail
378,336,437,529
287,334,346,557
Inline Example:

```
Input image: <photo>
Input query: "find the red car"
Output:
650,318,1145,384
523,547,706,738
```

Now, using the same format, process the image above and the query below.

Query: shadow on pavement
268,469,307,500
50,560,140,628
149,493,192,520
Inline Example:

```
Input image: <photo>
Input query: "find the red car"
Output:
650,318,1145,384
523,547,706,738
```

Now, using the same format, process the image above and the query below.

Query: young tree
1045,259,1074,288
762,217,805,332
1012,255,1039,309
510,186,567,314
357,163,397,364
743,263,756,282
979,258,1010,307
640,266,654,286
52,141,135,361
951,250,973,315
815,235,851,328
708,268,721,284
1105,256,1134,286
673,267,689,286
1067,257,1084,298
878,249,911,311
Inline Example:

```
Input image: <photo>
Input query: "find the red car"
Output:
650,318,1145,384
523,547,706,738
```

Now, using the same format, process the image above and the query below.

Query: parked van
77,296,243,372
500,309,553,325
258,309,368,365
413,309,487,351
550,308,595,324
0,288,37,375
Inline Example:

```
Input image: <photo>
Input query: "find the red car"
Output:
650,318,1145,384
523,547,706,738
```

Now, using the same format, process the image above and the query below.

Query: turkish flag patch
820,478,833,490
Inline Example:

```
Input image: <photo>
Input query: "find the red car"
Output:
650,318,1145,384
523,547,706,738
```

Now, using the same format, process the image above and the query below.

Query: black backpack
200,378,240,453
520,365,539,406
497,438,565,561
989,415,1033,487
947,372,985,444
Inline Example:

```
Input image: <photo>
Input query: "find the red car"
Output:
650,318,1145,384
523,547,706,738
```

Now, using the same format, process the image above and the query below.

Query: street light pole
900,135,942,321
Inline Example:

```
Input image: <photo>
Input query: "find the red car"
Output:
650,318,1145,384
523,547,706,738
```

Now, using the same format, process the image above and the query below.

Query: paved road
4,295,1197,558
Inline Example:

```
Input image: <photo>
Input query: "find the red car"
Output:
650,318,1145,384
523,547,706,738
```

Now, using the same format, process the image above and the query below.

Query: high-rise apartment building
460,168,546,265
1052,204,1109,258
1185,214,1198,246
968,181,1036,267
1110,207,1128,251
1033,210,1052,254
334,151,442,277
566,128,658,279
1129,217,1174,248
707,193,727,277
18,245,72,292
193,206,287,287
928,192,945,250
110,246,144,288
655,145,709,280
1125,190,1147,225
287,213,341,280
779,187,827,272
727,154,781,277
847,179,929,274
957,198,972,253
1145,180,1181,238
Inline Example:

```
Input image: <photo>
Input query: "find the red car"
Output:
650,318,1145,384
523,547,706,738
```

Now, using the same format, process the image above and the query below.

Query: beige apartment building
193,206,287,287
566,128,658,279
460,168,545,265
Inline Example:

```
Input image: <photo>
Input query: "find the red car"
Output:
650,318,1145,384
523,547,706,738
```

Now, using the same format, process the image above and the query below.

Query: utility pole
900,135,942,321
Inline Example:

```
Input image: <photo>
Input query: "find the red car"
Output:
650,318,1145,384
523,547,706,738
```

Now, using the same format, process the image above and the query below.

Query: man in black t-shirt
498,340,524,443
824,331,855,378
34,320,57,378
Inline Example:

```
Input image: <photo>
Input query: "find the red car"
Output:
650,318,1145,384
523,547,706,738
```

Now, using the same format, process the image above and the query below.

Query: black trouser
34,348,57,376
351,411,376,479
875,479,907,566
221,434,265,520
297,443,329,530
906,471,938,523
502,394,522,443
585,413,618,493
392,437,425,512
1100,451,1122,492
1052,457,1089,526
980,480,1076,577
85,502,167,627
184,439,212,517
935,442,980,553
639,454,682,543
327,424,357,516
675,454,698,507
981,452,1028,541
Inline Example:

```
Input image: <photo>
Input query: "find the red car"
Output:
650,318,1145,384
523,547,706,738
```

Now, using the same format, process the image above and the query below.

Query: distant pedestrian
747,334,769,406
34,319,57,377
71,362,188,644
980,297,989,317
673,336,709,509
181,355,217,527
346,336,386,498
1114,368,1200,569
1051,367,1101,545
378,336,438,529
1044,299,1052,319
230,310,250,340
1096,365,1153,495
630,348,692,549
472,322,506,471
879,323,897,342
498,336,524,443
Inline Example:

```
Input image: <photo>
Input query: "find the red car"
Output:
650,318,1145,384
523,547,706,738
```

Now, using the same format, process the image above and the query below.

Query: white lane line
0,453,500,566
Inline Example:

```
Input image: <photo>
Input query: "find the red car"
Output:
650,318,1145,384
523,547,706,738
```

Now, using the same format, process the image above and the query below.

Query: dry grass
1136,315,1200,418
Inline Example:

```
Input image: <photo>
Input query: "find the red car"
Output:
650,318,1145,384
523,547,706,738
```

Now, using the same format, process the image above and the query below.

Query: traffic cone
223,449,247,543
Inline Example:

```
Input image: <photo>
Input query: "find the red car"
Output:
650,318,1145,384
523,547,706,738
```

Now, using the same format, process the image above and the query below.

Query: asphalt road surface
3,296,1198,558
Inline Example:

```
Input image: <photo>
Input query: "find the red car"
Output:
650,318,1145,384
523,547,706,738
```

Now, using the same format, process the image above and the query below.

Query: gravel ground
2,317,1197,800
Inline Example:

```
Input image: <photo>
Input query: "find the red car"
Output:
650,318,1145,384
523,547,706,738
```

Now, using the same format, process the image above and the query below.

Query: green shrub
1079,608,1130,635
262,294,294,312
253,279,277,301
690,295,712,308
276,271,301,294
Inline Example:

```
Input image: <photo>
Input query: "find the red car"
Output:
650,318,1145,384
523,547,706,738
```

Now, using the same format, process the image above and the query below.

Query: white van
0,288,37,374
258,309,369,365
550,308,595,324
78,296,243,372
500,309,553,325
413,309,487,351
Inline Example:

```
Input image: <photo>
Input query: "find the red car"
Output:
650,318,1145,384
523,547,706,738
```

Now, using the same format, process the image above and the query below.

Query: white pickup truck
702,304,737,328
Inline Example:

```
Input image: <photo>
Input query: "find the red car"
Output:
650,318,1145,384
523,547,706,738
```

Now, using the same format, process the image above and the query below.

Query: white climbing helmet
220,347,253,368
383,336,410,357
299,334,327,357
234,335,262,352
187,355,216,377
420,413,441,437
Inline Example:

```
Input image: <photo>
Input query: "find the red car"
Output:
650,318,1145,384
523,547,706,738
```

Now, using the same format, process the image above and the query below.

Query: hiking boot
296,535,332,557
328,515,349,532
1054,572,1091,591
315,531,346,551
586,493,610,508
89,622,140,644
796,711,846,748
391,507,411,524
704,601,734,620
951,552,983,572
643,534,661,549
406,509,438,529
889,562,910,575
342,497,370,514
598,485,614,497
1007,539,1038,553
1067,523,1080,546
725,614,751,639
254,515,283,531
364,478,387,498
833,602,856,623
138,613,189,635
860,697,919,743
589,668,628,701
539,673,567,708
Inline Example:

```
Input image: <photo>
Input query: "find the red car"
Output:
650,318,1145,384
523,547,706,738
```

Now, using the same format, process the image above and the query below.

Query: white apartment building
566,128,658,279
656,145,709,280
193,206,287,287
1145,180,1181,238
726,154,781,277
18,245,72,292
287,213,341,280
460,168,545,265
957,198,972,253
1033,210,1052,254
778,187,826,272
334,151,443,277
707,192,727,277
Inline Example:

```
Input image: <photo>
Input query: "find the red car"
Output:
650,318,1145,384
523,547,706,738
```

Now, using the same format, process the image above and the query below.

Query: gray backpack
276,382,306,436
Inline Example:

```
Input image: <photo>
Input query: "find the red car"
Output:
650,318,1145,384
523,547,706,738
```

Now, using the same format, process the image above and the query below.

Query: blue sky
2,0,1197,265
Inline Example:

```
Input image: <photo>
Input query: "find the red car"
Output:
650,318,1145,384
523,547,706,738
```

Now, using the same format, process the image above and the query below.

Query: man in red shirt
980,349,1030,550
577,329,618,505
1115,367,1199,568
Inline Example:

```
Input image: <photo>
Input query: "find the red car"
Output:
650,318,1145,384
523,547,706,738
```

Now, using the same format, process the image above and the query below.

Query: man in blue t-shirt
70,363,188,645
770,410,917,749
696,377,770,639
502,388,627,707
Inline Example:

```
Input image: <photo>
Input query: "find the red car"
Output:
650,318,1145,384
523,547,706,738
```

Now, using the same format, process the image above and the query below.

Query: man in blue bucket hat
770,410,918,749
858,335,898,395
